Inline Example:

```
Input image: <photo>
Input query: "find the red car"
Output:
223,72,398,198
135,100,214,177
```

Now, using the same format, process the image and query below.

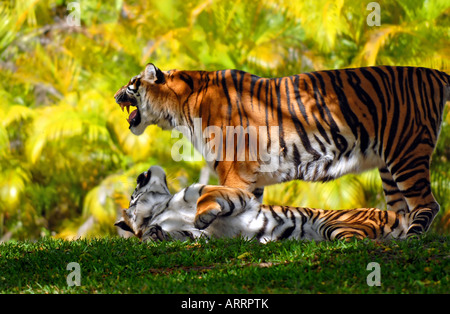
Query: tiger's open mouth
118,101,141,128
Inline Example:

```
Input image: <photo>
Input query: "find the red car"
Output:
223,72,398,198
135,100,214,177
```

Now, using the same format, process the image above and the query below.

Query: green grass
0,234,448,294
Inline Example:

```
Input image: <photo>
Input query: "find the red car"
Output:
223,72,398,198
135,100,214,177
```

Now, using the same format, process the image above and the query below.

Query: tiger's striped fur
115,166,413,242
114,65,450,236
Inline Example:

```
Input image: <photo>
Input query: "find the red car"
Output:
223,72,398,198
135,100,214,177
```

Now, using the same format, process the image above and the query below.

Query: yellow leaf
237,252,250,260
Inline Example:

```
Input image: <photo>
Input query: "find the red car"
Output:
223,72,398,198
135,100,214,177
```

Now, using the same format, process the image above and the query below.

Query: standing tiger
115,166,413,242
114,65,450,237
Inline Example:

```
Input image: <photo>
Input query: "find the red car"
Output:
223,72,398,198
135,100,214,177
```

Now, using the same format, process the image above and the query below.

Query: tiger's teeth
126,105,130,114
120,104,125,112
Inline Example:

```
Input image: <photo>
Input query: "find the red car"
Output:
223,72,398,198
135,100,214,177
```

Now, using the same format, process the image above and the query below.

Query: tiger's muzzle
114,88,141,128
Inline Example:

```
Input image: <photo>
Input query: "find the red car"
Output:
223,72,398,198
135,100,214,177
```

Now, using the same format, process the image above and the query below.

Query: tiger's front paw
141,225,168,242
194,205,221,230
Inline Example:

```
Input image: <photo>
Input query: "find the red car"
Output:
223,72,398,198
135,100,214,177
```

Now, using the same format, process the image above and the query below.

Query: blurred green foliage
0,0,449,240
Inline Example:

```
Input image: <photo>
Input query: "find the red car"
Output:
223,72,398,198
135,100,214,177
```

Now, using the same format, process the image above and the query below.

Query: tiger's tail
436,69,450,106
443,71,450,86
446,72,450,107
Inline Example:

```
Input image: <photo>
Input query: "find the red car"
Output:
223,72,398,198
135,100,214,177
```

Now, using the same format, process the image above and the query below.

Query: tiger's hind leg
407,206,439,237
379,167,408,213
387,154,440,237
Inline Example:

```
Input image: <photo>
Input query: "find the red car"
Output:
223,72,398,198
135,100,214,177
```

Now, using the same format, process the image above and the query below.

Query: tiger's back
199,66,448,183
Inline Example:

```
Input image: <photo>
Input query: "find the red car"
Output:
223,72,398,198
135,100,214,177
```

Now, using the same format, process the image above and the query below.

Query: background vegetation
1,0,449,240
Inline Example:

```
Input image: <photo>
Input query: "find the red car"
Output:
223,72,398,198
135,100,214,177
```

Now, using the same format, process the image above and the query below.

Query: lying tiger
115,166,415,242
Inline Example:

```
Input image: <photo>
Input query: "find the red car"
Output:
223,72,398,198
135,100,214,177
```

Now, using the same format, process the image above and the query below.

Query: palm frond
353,24,413,66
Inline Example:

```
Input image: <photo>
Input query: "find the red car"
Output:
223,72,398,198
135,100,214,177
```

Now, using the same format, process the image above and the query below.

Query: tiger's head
114,165,171,239
114,63,179,135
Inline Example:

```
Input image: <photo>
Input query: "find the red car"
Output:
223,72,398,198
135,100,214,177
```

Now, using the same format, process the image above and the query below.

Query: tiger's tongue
128,109,138,122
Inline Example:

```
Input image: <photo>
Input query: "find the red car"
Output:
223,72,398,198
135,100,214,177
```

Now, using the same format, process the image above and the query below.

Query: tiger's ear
114,217,134,233
144,63,165,84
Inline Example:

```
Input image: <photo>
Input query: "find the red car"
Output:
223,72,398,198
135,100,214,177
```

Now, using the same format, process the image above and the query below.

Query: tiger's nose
114,87,125,100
